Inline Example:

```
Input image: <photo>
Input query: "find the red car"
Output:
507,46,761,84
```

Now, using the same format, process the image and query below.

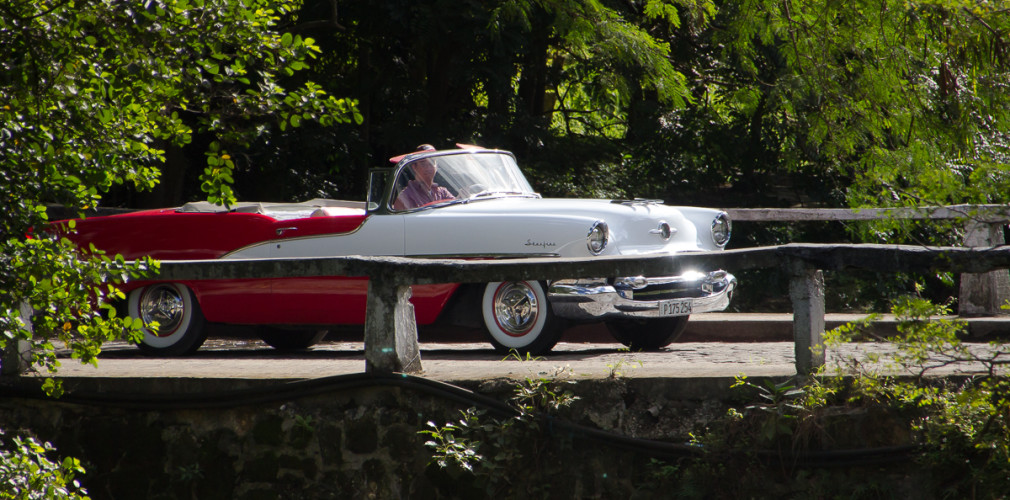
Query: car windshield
389,151,539,211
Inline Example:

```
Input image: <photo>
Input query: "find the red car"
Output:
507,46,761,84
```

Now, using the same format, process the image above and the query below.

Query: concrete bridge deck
8,313,1005,396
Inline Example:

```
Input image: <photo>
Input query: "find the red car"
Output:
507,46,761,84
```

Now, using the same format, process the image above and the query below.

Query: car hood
403,197,726,257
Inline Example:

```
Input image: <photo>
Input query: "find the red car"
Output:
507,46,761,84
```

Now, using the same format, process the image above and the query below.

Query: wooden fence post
959,220,1010,316
788,260,826,375
363,279,422,373
2,303,33,376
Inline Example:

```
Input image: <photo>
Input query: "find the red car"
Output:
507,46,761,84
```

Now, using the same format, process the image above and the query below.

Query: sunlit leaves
1,0,358,381
202,142,236,207
816,294,1010,495
1,234,155,387
484,0,697,138
0,429,89,499
713,0,1010,211
420,368,578,495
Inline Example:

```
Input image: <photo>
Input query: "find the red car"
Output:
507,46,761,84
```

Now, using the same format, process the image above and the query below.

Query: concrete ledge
2,314,1005,402
561,313,1010,343
680,313,1010,342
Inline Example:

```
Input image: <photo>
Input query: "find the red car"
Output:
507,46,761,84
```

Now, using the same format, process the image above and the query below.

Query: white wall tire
481,281,564,355
605,316,689,351
128,283,207,356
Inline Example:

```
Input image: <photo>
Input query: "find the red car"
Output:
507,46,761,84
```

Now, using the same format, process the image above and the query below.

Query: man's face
412,159,436,184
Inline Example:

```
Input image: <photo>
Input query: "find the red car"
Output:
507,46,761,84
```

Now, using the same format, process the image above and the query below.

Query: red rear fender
62,210,369,260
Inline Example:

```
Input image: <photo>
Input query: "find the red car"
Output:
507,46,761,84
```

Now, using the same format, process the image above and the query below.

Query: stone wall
0,375,921,499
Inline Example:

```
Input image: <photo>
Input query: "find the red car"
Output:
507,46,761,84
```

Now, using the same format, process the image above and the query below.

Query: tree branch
288,0,345,33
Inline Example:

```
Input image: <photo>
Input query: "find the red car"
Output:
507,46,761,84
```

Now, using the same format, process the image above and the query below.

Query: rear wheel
258,327,328,351
605,316,690,351
129,283,208,356
481,281,564,355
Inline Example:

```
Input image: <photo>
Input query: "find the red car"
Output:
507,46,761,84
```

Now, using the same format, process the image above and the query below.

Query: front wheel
481,281,564,355
128,283,208,356
605,316,690,351
258,327,328,351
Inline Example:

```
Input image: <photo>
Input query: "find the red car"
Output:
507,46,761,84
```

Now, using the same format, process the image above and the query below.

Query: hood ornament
649,221,675,240
612,198,663,206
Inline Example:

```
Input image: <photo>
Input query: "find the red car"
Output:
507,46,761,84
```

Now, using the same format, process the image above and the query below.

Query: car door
268,214,406,325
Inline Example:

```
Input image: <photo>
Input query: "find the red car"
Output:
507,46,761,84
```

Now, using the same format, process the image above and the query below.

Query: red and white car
61,146,736,355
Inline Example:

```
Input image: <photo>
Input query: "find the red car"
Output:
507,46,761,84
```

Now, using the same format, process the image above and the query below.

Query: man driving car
392,144,455,210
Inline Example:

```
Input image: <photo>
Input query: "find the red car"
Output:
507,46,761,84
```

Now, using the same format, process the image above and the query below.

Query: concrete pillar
789,260,825,375
959,221,1010,316
364,279,422,373
2,303,33,376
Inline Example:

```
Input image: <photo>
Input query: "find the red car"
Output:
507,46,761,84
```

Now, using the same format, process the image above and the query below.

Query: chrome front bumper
547,270,737,321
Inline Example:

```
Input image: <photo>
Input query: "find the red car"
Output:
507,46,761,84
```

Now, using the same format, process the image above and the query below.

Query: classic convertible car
60,145,736,355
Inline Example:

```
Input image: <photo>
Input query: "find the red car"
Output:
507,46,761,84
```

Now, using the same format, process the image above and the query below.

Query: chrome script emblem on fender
524,239,557,249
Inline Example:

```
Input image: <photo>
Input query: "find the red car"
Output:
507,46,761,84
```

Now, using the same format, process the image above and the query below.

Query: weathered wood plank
724,207,1010,316
124,243,1010,375
725,205,1010,223
774,243,1010,274
364,279,421,373
958,221,1010,316
788,261,825,374
154,244,1010,283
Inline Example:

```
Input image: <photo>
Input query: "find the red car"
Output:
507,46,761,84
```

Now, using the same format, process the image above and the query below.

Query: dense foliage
670,295,1010,497
0,430,88,500
1,0,357,381
421,366,581,497
205,0,1010,214
2,0,358,488
423,297,1010,497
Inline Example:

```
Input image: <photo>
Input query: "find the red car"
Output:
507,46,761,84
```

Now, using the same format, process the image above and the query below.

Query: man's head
410,144,438,184
410,158,436,185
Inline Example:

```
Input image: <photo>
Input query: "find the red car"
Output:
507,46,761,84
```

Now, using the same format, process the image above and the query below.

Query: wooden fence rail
7,243,1010,376
146,243,1010,375
724,205,1010,315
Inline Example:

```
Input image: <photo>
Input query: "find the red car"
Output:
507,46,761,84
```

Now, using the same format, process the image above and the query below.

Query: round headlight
712,213,731,247
587,220,609,255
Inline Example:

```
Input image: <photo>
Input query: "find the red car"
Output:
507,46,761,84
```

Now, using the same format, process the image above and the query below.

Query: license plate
658,299,693,316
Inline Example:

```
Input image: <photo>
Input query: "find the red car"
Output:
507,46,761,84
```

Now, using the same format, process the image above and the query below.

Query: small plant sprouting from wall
420,366,578,497
422,292,1010,498
673,292,1010,497
606,348,643,379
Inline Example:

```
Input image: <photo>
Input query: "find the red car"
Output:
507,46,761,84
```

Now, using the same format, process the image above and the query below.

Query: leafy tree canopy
680,0,1010,209
0,0,358,385
281,0,1008,213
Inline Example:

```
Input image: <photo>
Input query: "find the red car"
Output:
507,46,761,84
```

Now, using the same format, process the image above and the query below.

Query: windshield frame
382,149,540,213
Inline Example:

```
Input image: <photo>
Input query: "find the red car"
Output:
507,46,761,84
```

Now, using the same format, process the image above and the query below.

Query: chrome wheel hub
493,282,538,336
139,285,185,335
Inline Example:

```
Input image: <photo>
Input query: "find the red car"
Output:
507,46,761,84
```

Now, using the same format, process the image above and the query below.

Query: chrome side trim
405,253,560,259
220,219,374,259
